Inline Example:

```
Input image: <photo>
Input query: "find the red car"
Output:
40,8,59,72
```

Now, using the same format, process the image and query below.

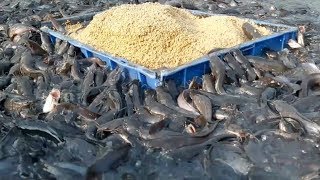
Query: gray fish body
232,49,256,81
202,74,215,93
57,41,69,56
209,55,226,94
224,53,246,80
247,55,287,73
40,32,53,54
300,73,320,98
192,94,213,123
242,22,262,40
272,100,320,135
16,76,34,98
278,49,296,69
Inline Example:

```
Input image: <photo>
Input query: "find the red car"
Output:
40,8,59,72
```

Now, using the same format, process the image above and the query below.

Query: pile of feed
67,3,271,69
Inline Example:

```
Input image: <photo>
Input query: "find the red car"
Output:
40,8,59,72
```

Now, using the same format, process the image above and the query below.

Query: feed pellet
67,3,271,69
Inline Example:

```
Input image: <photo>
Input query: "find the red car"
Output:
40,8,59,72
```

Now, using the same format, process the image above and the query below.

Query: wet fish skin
20,51,48,81
129,80,143,110
271,100,320,135
55,102,101,121
224,53,246,80
258,87,276,107
78,57,106,67
107,90,123,112
0,61,13,75
202,74,215,93
78,105,102,121
57,41,69,56
197,89,257,106
177,89,200,117
15,119,64,144
164,79,180,99
35,59,49,71
82,85,105,108
81,63,96,104
88,88,109,113
16,76,34,98
279,118,305,135
242,22,262,40
192,93,213,123
17,154,34,179
0,75,12,90
124,92,134,116
278,49,296,69
85,144,130,179
26,39,48,56
54,38,62,53
292,95,320,113
70,57,83,81
96,109,119,125
156,87,199,118
85,122,104,145
48,14,66,33
43,162,84,180
300,73,320,98
40,31,53,55
237,83,262,96
297,26,305,47
8,23,39,39
156,86,176,106
149,118,170,135
55,55,72,75
247,55,288,73
3,93,34,113
94,68,105,87
103,67,122,87
209,55,226,94
231,49,257,81
67,45,75,57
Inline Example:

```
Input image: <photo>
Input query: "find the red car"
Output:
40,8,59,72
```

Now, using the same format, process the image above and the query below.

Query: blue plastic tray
41,10,298,89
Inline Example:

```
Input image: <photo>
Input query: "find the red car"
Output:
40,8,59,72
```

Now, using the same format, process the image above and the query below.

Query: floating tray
41,10,298,89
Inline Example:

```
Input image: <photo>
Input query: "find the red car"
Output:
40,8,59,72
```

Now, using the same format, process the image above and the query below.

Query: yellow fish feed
67,3,271,69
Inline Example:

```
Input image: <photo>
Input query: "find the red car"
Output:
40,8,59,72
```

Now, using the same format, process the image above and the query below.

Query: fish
231,49,257,81
242,22,262,40
16,76,34,98
40,31,54,54
85,144,130,180
202,74,215,93
26,39,48,56
271,100,320,135
300,73,320,97
164,79,180,99
20,51,48,81
8,23,39,39
224,53,246,80
57,41,69,56
15,119,64,144
177,89,200,116
47,14,66,33
157,86,199,117
209,55,226,94
278,48,296,69
191,93,213,123
246,55,288,73
297,25,305,47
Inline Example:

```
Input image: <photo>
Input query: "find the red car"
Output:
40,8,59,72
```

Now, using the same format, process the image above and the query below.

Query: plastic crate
40,10,298,89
